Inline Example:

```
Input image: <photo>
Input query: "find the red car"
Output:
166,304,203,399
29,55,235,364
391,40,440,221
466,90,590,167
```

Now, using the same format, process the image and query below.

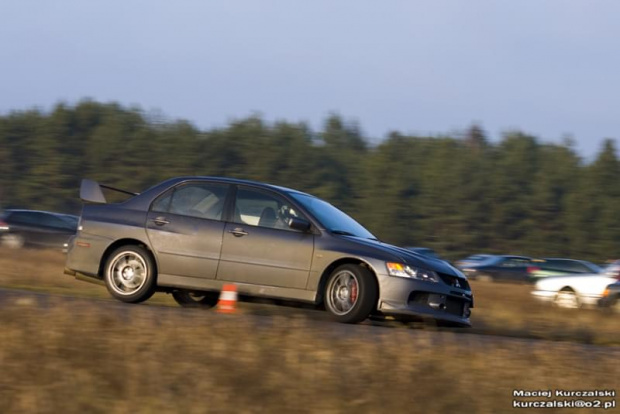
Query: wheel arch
98,238,158,279
315,257,380,307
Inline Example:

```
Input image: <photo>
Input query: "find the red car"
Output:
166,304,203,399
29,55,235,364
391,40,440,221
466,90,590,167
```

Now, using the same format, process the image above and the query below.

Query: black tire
1,233,25,249
103,245,157,303
554,287,580,309
324,264,378,324
172,290,219,308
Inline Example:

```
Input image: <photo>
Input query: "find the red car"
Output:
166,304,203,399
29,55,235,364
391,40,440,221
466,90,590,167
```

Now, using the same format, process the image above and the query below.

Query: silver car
65,177,473,325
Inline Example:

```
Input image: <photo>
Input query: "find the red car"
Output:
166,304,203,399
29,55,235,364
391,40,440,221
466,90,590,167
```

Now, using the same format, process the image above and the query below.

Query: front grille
438,272,470,290
445,297,465,316
407,292,471,318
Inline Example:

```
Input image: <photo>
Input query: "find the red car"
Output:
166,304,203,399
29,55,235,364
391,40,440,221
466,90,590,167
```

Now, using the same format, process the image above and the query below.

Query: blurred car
532,268,619,308
65,177,474,325
598,282,620,312
0,209,78,250
455,254,496,269
458,255,533,282
528,258,602,281
404,247,441,259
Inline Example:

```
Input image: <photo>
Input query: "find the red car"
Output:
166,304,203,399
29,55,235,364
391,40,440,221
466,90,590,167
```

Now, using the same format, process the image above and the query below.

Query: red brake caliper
350,280,358,303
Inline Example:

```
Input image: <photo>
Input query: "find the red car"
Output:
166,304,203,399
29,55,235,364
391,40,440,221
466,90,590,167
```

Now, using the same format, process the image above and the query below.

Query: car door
9,212,60,247
217,186,314,289
497,258,531,281
146,182,231,280
38,213,77,247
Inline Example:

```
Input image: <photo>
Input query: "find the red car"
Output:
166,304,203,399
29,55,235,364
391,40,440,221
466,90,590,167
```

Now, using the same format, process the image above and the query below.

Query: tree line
1,100,618,262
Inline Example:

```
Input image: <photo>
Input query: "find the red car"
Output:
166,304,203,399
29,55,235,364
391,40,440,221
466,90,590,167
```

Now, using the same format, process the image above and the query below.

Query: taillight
0,220,9,230
527,266,540,274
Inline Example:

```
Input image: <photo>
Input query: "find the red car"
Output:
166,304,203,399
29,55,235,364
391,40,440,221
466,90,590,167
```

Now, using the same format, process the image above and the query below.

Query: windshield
290,193,376,240
466,255,492,262
585,262,602,273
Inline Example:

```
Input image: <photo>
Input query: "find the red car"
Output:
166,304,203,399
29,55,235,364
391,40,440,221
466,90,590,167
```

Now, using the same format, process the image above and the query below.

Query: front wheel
104,245,156,303
324,264,378,324
1,233,25,249
172,290,219,308
554,288,579,309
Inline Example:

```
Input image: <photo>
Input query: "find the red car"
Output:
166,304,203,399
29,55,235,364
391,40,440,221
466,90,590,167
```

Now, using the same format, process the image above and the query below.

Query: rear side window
39,214,75,230
542,260,591,273
151,183,229,221
500,258,531,268
7,212,44,226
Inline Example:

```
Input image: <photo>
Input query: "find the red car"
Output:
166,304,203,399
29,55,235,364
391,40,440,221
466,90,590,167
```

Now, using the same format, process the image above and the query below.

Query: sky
1,1,619,159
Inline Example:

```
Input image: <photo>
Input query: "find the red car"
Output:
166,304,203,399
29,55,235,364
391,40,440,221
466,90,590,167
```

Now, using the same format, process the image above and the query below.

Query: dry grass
0,248,618,345
466,281,620,345
0,249,619,413
0,297,618,414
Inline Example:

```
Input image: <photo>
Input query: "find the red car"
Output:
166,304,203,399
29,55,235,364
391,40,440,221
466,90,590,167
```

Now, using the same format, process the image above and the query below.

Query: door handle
152,217,170,226
228,228,248,237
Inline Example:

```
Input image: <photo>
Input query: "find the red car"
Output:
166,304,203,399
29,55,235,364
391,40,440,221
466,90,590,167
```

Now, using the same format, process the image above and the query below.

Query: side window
39,214,72,229
152,183,228,221
565,261,589,273
234,187,301,231
539,260,560,271
152,190,173,213
10,212,43,226
501,258,530,268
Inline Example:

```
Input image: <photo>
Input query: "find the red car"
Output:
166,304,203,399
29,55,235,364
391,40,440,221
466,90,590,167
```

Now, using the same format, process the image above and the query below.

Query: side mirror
288,217,311,232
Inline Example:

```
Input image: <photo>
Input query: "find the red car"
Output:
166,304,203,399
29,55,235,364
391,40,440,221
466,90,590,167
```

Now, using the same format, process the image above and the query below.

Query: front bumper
531,290,556,303
376,274,473,326
533,290,601,307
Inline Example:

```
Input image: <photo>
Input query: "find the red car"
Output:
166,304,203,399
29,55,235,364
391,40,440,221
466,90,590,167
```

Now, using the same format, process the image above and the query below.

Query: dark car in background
599,282,620,312
65,177,474,325
0,209,79,250
528,258,602,281
458,255,533,282
455,254,496,269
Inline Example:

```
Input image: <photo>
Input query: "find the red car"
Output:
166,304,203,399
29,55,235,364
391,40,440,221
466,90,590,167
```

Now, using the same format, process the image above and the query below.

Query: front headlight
386,262,440,282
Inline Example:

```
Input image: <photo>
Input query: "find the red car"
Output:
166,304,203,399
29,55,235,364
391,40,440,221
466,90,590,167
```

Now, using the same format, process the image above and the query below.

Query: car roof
157,176,314,197
542,258,590,263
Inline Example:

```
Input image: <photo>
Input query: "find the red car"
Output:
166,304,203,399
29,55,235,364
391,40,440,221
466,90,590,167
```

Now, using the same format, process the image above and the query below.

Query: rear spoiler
80,179,139,204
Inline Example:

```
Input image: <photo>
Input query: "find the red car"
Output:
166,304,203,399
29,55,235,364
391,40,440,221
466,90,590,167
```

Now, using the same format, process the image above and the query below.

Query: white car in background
532,264,619,308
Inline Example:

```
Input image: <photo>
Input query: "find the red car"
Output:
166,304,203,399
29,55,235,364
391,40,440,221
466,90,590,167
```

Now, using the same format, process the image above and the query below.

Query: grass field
0,249,618,413
1,248,618,345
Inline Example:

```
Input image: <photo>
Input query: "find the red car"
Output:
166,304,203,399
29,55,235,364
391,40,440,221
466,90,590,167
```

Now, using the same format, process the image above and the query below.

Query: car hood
344,236,463,277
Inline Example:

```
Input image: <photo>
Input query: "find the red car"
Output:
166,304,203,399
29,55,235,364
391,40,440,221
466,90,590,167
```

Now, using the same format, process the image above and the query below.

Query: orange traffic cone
216,284,238,314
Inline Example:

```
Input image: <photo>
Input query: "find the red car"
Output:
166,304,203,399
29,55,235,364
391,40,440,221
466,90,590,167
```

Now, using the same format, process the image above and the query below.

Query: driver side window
233,187,301,231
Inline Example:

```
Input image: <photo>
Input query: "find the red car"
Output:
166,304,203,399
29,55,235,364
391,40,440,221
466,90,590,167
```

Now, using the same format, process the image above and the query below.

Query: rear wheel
555,288,579,309
172,290,219,308
104,245,156,303
324,264,377,324
1,233,25,249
